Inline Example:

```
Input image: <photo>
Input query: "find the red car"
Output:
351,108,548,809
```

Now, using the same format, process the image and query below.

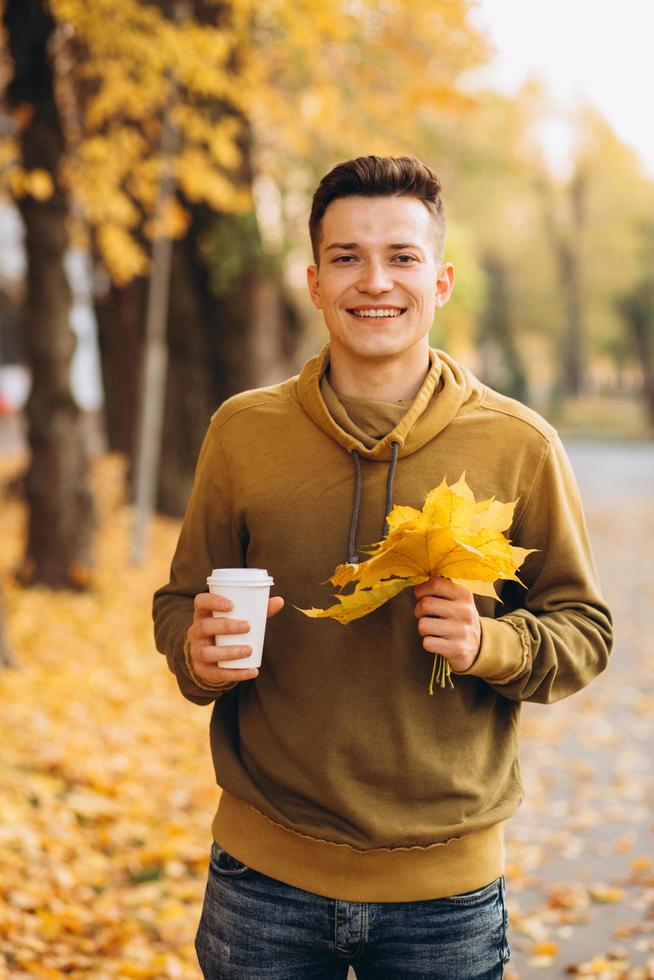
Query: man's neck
327,348,431,403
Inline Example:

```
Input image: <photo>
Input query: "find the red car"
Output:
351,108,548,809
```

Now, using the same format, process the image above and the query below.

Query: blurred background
1,1,652,978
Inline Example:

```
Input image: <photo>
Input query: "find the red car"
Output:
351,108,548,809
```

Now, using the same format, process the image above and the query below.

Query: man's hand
187,592,285,686
413,577,481,673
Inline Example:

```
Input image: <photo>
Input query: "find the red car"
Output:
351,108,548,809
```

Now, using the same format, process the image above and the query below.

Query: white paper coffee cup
206,568,274,669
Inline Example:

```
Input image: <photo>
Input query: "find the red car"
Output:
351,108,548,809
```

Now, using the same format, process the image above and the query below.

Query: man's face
307,195,454,364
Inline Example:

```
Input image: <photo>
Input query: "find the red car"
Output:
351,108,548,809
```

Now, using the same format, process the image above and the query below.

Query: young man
153,155,612,979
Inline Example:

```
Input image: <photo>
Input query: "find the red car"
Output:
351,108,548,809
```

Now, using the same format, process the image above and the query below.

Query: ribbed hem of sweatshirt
212,790,505,902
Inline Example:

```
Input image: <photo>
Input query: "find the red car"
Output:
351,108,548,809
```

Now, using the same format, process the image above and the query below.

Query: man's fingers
195,592,234,614
196,643,252,664
417,617,457,639
414,577,464,600
197,663,260,684
200,617,250,638
218,667,259,682
195,592,285,621
414,596,451,619
267,596,284,618
422,635,457,656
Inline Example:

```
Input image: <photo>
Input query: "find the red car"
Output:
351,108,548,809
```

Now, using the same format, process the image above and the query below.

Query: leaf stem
429,654,454,694
428,653,438,695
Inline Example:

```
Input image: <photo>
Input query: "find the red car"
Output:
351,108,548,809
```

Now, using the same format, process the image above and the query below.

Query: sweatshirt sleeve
457,433,613,703
152,415,243,706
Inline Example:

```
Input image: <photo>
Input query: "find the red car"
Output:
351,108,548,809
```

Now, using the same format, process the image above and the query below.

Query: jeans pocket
440,876,502,907
209,841,252,878
499,874,511,964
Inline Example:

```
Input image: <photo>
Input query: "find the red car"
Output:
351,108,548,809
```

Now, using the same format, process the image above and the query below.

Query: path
504,440,654,978
347,440,654,979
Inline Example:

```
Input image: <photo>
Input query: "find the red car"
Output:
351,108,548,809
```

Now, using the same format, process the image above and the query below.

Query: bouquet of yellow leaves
298,474,535,693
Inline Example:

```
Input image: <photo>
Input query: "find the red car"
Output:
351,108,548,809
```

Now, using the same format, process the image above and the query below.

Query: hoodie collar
320,373,409,449
296,342,479,460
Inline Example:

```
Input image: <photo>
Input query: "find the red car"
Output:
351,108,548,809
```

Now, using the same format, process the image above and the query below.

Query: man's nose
355,260,393,293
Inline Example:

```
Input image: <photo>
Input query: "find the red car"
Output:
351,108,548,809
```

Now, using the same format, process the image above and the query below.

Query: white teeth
349,309,404,318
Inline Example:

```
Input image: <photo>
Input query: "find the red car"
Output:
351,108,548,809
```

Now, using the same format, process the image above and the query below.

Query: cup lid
207,567,274,586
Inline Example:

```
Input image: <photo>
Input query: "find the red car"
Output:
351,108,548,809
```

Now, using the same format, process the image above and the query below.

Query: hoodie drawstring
347,450,362,564
346,440,400,564
382,440,400,538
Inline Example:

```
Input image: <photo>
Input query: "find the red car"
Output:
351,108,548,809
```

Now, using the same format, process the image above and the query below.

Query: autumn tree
55,0,489,514
569,108,654,412
530,101,654,407
478,253,529,402
533,165,587,399
442,86,551,402
619,280,654,424
442,82,654,416
617,226,654,425
2,0,488,526
2,0,94,588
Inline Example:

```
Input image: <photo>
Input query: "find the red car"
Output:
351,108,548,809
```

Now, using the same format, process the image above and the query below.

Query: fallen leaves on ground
503,450,654,979
0,455,213,979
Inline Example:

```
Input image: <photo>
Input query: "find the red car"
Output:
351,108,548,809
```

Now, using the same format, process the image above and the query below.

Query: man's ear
435,263,455,309
307,264,322,310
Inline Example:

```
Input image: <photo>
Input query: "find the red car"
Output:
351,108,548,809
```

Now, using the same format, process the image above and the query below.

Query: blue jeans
195,842,511,979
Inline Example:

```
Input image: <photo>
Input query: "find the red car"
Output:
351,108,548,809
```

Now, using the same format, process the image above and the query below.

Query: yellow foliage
24,168,54,200
175,108,243,171
301,474,532,623
6,0,488,283
3,166,54,201
5,166,27,198
98,224,149,285
0,455,218,978
299,475,534,691
176,148,251,211
65,131,147,227
0,134,18,175
144,198,190,241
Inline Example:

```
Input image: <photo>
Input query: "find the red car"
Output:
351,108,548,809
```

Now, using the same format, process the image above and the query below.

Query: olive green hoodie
153,344,612,901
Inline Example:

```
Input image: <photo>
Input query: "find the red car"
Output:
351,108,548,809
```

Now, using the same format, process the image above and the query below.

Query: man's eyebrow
324,242,426,252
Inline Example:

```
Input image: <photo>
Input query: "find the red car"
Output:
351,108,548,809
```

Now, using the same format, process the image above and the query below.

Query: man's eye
333,255,357,263
394,254,417,263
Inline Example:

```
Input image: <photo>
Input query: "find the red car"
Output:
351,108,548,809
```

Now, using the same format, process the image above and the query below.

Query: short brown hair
309,155,446,264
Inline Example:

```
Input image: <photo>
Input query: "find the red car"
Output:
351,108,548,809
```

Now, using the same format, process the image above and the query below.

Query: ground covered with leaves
504,442,654,979
0,456,216,979
1,443,653,979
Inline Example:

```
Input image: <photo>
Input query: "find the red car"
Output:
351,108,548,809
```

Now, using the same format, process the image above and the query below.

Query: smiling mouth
347,307,407,319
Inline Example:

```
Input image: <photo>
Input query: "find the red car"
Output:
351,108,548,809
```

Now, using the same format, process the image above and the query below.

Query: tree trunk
634,321,654,425
156,201,302,516
620,282,654,426
561,170,586,398
94,277,147,456
4,0,95,588
95,215,302,517
478,254,529,403
538,170,587,399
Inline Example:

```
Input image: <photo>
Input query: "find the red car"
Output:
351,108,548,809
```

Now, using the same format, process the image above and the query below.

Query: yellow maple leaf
587,884,625,903
298,474,536,692
301,575,427,625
